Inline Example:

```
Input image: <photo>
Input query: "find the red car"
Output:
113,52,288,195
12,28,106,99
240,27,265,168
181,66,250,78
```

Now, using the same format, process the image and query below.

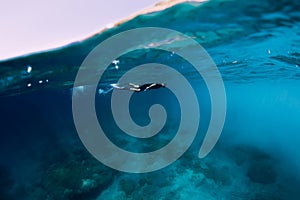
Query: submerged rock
119,178,137,196
30,147,116,200
247,161,277,184
0,165,14,199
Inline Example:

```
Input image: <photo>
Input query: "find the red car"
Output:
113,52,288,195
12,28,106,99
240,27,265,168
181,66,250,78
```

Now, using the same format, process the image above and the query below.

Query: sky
0,0,161,60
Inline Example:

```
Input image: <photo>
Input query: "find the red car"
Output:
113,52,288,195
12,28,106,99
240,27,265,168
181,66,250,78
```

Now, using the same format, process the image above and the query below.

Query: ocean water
1,0,300,199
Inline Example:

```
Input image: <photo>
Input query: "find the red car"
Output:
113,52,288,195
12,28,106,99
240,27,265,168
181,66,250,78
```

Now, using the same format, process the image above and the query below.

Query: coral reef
3,140,291,200
98,145,285,200
0,165,14,200
28,145,117,200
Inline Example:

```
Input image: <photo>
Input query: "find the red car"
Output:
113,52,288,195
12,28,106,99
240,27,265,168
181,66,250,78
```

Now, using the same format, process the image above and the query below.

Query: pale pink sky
0,0,160,60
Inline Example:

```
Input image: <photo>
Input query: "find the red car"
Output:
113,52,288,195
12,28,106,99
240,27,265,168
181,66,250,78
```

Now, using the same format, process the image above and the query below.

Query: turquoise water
0,0,300,199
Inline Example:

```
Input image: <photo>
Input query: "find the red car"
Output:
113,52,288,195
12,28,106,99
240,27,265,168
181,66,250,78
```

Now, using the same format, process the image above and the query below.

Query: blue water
0,0,300,199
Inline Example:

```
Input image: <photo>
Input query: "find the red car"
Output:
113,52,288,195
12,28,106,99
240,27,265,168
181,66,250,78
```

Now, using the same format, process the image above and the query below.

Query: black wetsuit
136,83,165,92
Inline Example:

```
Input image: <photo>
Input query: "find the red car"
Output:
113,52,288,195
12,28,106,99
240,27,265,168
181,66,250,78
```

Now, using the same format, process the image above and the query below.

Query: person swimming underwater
111,83,166,92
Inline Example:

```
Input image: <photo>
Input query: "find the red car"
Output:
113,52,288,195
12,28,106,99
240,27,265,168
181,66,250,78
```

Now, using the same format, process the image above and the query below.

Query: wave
0,0,299,97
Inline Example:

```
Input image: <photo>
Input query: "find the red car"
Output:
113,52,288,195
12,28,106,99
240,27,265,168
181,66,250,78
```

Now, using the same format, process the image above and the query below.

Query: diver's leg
111,83,126,90
129,83,139,88
129,88,141,92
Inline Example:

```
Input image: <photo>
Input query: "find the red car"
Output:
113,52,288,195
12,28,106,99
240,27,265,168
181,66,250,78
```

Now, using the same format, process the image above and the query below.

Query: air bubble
27,65,32,73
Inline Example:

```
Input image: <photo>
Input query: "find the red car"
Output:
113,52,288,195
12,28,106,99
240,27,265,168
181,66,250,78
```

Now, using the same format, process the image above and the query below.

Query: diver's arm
145,83,156,90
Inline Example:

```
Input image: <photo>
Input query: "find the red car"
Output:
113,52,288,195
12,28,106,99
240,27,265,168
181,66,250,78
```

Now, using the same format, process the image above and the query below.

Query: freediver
111,83,166,92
